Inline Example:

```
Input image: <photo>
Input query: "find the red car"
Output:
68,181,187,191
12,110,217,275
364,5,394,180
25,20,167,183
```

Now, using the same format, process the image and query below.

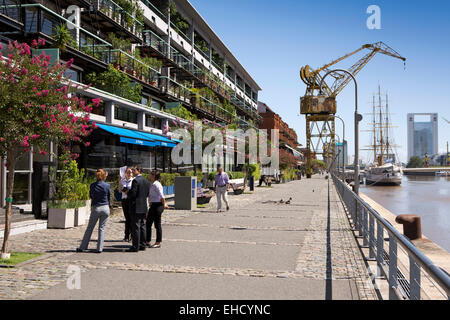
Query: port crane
300,42,406,175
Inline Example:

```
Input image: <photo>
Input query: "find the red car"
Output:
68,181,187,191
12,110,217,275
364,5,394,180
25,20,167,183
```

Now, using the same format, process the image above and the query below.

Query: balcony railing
160,76,234,123
194,42,210,60
94,0,144,38
159,76,192,104
170,21,191,44
141,0,168,22
143,29,233,101
108,49,160,88
0,0,21,23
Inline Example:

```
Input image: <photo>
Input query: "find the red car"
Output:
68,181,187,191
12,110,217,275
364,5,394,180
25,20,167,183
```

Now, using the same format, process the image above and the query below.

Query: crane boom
300,42,406,176
300,42,406,99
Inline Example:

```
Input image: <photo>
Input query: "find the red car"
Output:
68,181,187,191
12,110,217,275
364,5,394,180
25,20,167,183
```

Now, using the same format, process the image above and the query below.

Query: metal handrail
332,174,450,299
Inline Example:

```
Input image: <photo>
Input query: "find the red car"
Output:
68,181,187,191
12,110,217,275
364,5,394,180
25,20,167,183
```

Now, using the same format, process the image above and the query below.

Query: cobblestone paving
294,179,377,299
0,178,377,300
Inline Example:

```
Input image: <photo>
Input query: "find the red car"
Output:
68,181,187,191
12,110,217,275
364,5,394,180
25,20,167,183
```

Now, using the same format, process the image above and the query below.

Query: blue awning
138,131,180,148
97,123,178,148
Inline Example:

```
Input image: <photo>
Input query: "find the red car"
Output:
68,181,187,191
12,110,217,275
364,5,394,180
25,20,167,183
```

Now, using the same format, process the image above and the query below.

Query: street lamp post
318,69,360,195
334,133,342,175
330,115,345,180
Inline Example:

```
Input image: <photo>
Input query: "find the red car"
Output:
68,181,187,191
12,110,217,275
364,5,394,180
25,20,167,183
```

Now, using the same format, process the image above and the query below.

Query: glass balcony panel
25,8,38,33
0,0,20,21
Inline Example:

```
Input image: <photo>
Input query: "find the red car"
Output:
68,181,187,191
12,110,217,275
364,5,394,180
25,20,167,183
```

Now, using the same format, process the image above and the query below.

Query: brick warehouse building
0,0,262,207
257,101,303,169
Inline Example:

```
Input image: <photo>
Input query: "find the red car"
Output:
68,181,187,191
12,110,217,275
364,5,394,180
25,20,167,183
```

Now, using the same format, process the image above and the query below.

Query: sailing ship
363,86,403,186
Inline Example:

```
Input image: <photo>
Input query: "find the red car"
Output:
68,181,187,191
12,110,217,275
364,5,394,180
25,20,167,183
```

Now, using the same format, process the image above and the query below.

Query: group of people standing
77,166,167,253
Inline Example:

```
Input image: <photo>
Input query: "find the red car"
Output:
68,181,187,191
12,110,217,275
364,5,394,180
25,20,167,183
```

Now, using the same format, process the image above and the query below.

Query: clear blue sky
189,0,450,163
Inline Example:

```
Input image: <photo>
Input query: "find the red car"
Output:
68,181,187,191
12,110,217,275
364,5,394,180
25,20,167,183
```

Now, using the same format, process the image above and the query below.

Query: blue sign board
191,178,196,198
120,136,157,147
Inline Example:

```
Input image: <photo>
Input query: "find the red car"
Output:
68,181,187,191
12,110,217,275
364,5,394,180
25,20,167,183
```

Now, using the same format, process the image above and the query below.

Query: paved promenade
0,176,376,300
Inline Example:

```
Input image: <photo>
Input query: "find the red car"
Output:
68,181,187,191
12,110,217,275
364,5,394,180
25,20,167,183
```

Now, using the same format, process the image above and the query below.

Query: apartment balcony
0,0,23,31
159,76,234,124
91,0,144,42
108,49,160,90
142,29,233,102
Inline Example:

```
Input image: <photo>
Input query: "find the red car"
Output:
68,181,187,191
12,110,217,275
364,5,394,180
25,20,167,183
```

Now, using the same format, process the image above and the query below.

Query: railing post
409,256,421,300
362,207,368,246
369,213,375,260
376,220,384,268
357,201,362,236
389,236,399,299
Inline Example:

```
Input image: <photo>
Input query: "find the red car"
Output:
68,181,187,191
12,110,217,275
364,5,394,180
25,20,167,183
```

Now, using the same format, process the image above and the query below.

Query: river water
360,175,450,252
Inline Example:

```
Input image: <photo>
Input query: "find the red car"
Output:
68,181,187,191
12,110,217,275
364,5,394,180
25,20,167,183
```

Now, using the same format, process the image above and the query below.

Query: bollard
395,214,422,240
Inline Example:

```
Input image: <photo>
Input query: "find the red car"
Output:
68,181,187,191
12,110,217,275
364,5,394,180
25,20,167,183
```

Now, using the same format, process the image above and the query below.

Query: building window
115,107,138,124
146,115,161,129
64,68,79,82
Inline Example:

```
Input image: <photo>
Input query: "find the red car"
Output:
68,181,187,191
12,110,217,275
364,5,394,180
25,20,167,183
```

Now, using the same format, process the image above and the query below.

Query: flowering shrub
0,39,99,255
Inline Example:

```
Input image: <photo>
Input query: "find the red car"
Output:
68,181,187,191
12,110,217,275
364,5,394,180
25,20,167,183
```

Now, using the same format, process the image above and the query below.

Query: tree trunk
1,149,17,256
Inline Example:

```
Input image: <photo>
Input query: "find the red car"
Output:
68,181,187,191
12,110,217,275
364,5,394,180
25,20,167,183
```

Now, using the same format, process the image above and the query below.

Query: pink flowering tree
0,39,99,258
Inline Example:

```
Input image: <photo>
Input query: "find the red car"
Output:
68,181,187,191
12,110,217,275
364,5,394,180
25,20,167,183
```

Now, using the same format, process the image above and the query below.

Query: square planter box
48,208,75,229
74,206,88,227
84,200,92,221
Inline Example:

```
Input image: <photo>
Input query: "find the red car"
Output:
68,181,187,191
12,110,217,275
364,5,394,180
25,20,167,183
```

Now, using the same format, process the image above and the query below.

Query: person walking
119,167,134,242
214,166,229,213
126,166,150,252
146,170,168,248
77,169,111,253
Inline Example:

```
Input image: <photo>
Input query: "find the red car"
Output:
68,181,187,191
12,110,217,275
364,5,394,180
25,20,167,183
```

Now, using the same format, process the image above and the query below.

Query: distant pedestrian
127,166,150,252
146,170,168,248
119,167,134,242
214,166,229,213
77,169,110,253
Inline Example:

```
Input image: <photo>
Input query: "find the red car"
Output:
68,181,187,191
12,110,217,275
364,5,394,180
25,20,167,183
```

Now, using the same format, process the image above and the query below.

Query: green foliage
166,105,198,121
52,24,77,51
229,171,245,179
140,55,163,71
86,65,143,102
169,1,190,35
48,200,86,209
0,252,43,266
108,33,132,51
246,163,261,180
207,170,246,181
212,48,224,70
194,31,209,54
182,170,204,183
53,160,90,206
160,172,181,186
407,156,424,168
282,167,296,181
312,159,327,170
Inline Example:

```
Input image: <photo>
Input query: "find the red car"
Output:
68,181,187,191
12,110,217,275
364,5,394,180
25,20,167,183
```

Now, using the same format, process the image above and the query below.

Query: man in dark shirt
126,166,150,252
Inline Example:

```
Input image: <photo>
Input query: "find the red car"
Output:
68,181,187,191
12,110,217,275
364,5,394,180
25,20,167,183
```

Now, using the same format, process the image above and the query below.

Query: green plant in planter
52,24,77,51
108,33,131,51
86,64,143,102
51,160,90,208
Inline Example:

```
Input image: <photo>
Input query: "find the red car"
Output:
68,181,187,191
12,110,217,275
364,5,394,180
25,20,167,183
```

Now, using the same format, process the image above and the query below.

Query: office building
407,113,438,160
0,0,261,206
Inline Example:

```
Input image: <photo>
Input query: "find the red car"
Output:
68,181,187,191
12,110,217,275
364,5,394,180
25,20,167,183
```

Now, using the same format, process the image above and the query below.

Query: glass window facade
413,122,434,157
115,107,138,123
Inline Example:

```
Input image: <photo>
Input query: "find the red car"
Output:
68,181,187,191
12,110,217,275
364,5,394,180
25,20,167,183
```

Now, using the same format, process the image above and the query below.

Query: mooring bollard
395,214,422,240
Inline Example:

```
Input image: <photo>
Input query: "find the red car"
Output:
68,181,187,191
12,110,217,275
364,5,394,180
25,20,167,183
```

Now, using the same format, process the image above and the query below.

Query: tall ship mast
363,86,403,186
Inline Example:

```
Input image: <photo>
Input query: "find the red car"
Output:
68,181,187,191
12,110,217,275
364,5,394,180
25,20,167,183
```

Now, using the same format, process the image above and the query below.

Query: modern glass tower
407,113,438,160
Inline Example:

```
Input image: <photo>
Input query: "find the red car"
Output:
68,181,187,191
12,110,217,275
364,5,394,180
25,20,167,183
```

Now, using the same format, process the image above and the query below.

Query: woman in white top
119,167,134,242
146,170,168,248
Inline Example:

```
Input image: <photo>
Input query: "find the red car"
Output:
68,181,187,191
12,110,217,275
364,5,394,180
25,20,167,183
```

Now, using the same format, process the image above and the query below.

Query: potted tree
48,160,89,229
